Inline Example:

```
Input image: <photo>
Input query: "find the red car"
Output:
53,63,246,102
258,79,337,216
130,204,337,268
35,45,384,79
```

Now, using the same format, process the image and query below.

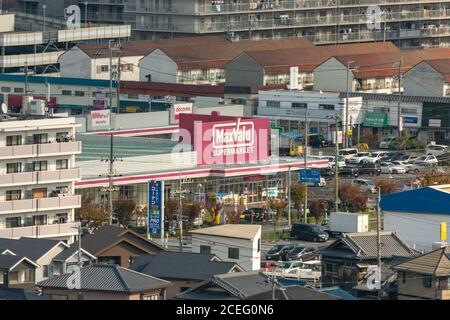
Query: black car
265,243,295,261
309,135,328,148
286,246,318,261
357,162,382,176
338,166,359,178
320,167,335,180
290,223,329,242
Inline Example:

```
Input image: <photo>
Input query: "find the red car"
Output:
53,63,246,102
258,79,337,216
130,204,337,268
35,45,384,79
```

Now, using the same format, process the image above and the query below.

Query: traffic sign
299,169,321,184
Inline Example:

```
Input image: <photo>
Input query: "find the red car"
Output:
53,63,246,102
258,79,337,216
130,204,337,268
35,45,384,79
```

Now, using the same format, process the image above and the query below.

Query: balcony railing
0,195,81,214
0,221,79,240
0,168,81,187
0,141,81,160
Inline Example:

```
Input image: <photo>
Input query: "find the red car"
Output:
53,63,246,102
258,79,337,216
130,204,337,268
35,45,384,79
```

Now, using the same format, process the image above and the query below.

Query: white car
380,161,407,174
426,144,448,157
414,155,438,166
379,137,396,149
304,177,327,187
267,260,321,280
346,152,370,165
338,148,359,159
362,151,388,164
352,179,377,193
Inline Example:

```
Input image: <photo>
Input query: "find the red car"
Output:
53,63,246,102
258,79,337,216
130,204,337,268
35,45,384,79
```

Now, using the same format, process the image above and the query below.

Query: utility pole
178,173,183,252
345,60,354,148
329,113,341,212
109,41,113,124
376,187,382,300
397,57,403,138
116,51,121,115
24,62,30,114
287,165,291,228
304,111,309,223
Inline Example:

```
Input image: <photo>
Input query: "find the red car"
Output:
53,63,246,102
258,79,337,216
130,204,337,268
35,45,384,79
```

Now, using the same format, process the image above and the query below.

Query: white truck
327,212,369,237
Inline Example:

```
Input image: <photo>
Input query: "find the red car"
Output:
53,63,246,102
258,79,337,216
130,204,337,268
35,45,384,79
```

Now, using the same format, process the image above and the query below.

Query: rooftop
393,246,450,276
0,237,67,262
38,264,170,293
189,224,261,240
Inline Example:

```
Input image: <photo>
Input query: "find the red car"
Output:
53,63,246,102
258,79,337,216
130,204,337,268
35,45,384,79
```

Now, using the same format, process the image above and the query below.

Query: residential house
245,285,340,300
0,253,39,289
81,226,166,268
51,243,97,276
381,185,450,252
404,59,450,97
190,224,261,271
393,246,450,300
130,251,244,299
38,264,170,300
320,232,418,293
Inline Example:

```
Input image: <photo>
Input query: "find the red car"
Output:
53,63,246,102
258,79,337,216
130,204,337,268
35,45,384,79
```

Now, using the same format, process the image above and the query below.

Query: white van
426,144,448,156
338,148,359,159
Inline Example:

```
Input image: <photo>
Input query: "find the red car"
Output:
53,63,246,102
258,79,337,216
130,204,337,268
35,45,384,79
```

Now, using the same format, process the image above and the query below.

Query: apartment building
0,116,81,243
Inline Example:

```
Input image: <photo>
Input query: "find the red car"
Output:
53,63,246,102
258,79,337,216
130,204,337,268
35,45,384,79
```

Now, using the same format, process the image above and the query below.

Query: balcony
0,195,81,215
0,168,81,187
0,221,79,240
0,141,81,160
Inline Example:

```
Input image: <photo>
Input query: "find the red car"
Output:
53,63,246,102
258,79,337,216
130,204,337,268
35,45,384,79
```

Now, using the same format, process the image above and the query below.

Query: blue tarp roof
280,132,304,139
318,287,357,300
380,187,450,215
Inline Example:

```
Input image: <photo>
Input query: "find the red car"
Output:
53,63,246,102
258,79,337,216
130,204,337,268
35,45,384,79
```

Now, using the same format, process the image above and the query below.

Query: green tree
290,183,306,219
269,198,288,222
113,197,137,227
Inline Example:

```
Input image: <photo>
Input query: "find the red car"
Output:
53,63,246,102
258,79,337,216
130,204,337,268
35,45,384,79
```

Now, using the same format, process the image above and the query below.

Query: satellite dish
0,103,7,114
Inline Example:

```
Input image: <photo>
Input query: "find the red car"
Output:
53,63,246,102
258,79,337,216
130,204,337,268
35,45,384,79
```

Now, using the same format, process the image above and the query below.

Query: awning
363,113,388,127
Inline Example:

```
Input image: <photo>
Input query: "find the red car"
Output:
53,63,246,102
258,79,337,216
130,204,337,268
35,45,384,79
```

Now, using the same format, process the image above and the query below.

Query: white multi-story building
0,116,81,243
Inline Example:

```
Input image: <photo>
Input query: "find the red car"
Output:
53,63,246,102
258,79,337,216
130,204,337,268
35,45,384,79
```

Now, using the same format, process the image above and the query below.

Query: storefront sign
90,109,110,131
429,119,442,128
148,181,164,238
173,102,193,120
403,116,418,125
364,113,388,127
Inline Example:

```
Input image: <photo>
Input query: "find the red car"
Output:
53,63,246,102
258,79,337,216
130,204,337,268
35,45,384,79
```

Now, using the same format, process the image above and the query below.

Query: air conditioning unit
29,99,46,116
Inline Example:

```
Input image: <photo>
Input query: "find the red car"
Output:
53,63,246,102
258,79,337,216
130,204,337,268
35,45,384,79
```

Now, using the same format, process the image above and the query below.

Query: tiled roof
38,264,170,293
340,92,450,104
130,252,243,281
393,246,450,276
189,224,261,240
0,238,66,262
0,288,50,300
0,254,37,270
421,58,450,82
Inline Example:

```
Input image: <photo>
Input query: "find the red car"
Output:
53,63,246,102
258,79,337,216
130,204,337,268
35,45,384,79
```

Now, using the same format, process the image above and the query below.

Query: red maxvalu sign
179,113,270,166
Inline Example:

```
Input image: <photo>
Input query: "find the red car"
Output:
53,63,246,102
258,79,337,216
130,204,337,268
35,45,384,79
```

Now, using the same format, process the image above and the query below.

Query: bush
338,183,368,212
374,178,398,194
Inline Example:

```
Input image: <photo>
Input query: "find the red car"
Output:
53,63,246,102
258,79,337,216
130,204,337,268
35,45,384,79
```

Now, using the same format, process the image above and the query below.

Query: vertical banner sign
148,181,164,240
441,222,447,242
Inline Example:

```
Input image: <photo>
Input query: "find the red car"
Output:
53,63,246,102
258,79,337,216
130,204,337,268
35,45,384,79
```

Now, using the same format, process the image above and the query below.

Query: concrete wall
314,58,354,92
194,104,248,117
404,62,445,97
191,230,261,271
59,48,92,79
36,243,67,283
91,56,142,81
384,211,450,252
0,14,15,33
139,49,178,83
113,111,169,130
41,288,164,300
397,271,438,300
225,53,265,87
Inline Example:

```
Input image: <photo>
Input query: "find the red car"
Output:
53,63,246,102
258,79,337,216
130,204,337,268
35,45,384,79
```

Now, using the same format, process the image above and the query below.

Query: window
6,135,22,146
61,90,72,96
228,247,239,259
319,104,335,110
1,87,11,93
402,271,406,283
438,277,449,290
142,294,159,300
5,217,21,228
401,108,417,115
200,245,211,255
7,163,22,174
33,215,47,226
5,190,21,201
266,101,281,108
99,65,109,73
33,133,48,144
258,238,261,253
43,265,54,278
373,107,390,113
180,287,190,293
423,275,432,288
74,91,85,97
14,87,24,93
33,161,48,172
56,159,69,170
292,102,307,109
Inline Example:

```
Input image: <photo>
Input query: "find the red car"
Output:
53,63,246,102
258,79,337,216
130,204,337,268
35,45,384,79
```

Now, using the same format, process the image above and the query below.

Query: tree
269,198,288,222
290,183,306,219
310,197,326,224
374,178,398,194
224,205,245,224
182,201,202,229
113,197,137,227
134,205,147,227
76,194,108,229
164,198,178,222
338,183,368,212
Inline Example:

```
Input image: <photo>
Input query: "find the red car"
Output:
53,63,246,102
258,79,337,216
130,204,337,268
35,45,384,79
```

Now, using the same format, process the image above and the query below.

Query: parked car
426,144,449,157
290,223,329,242
265,243,296,261
437,152,450,162
304,177,327,187
357,162,382,176
320,167,335,180
379,137,396,149
309,135,329,148
362,151,388,164
286,246,319,261
352,179,377,193
414,155,438,166
338,166,359,178
346,152,370,165
380,161,407,174
241,208,267,221
267,260,321,280
338,148,359,159
398,154,418,164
